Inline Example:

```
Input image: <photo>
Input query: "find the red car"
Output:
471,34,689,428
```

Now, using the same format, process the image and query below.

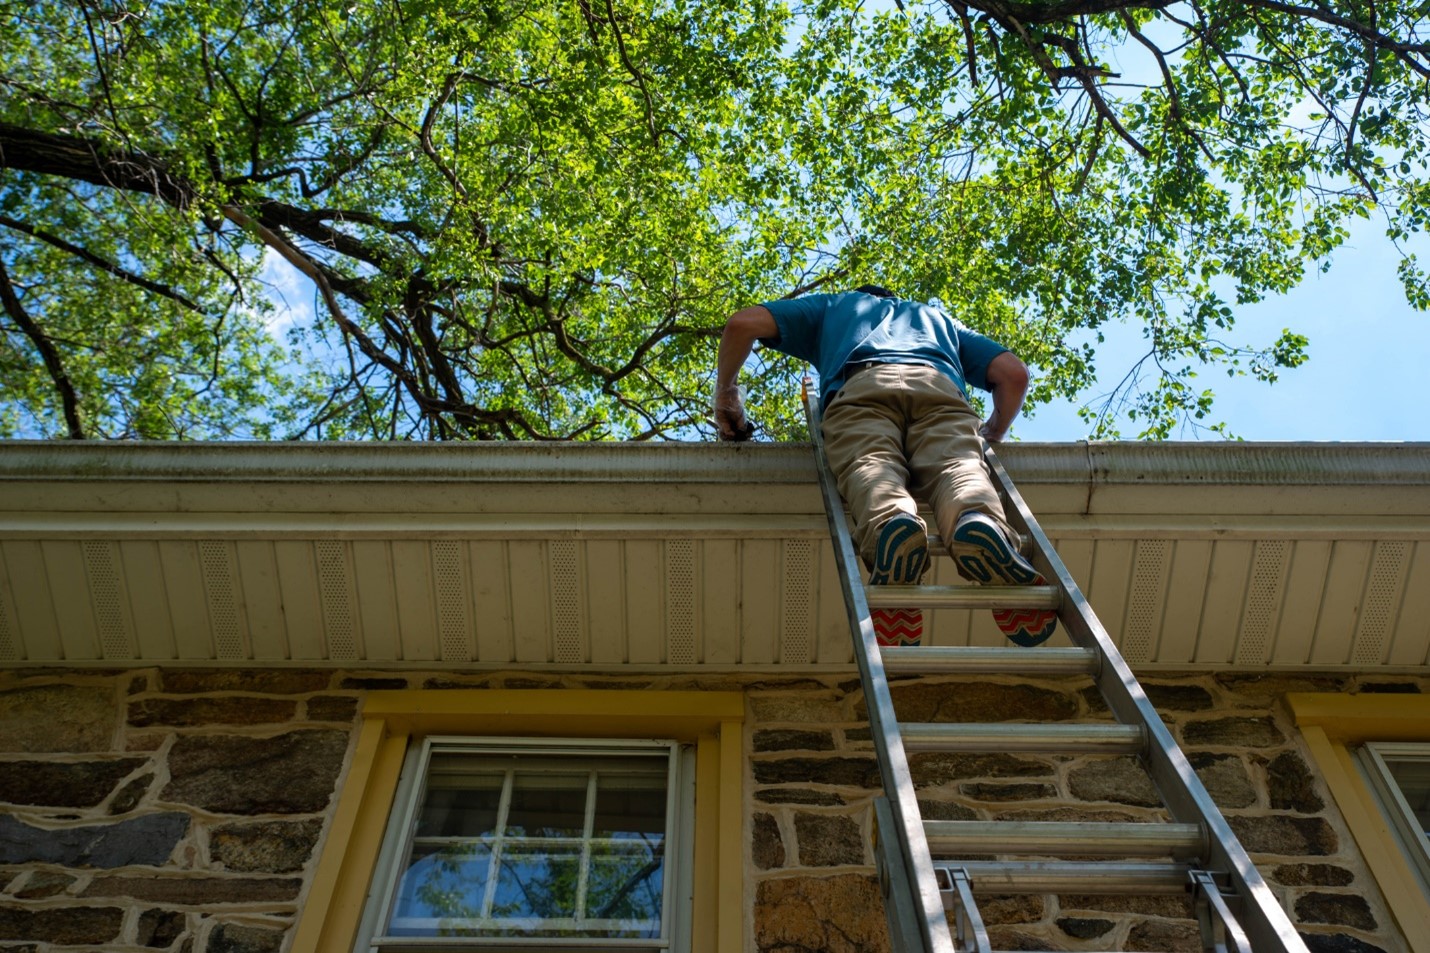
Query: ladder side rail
805,385,955,953
982,446,1309,953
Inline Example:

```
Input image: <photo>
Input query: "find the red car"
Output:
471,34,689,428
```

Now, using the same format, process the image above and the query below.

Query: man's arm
714,305,778,440
980,351,1031,443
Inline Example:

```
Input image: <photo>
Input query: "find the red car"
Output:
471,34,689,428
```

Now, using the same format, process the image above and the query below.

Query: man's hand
714,384,755,441
715,306,778,442
979,419,1007,443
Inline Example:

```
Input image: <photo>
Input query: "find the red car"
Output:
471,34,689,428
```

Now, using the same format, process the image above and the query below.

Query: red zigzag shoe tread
873,608,923,647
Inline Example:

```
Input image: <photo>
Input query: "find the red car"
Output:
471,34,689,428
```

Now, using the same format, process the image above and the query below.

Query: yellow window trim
293,689,745,953
1288,692,1430,953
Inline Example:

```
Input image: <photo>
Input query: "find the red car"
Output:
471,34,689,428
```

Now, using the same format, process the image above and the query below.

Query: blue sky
1015,217,1430,443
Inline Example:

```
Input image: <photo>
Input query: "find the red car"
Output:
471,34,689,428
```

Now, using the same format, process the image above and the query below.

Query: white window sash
1357,741,1430,897
356,736,690,953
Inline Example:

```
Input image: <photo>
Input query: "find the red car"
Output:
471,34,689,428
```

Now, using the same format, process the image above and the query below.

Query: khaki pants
821,364,1014,567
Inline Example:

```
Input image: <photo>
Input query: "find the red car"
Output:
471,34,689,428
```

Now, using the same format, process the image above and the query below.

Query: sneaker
868,514,929,647
950,512,1057,647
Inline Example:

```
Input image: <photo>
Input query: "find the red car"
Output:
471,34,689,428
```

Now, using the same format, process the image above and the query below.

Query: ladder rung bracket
925,820,1203,858
865,584,1060,610
936,860,1193,895
901,722,1144,754
881,645,1096,675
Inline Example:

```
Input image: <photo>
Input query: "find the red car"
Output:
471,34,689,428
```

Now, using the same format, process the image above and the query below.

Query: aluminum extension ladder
803,383,1309,953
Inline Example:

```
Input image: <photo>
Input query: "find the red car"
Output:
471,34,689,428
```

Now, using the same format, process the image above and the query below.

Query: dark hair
853,284,896,299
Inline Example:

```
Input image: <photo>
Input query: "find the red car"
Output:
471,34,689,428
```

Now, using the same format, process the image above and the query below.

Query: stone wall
747,671,1427,953
0,670,353,953
0,667,1422,953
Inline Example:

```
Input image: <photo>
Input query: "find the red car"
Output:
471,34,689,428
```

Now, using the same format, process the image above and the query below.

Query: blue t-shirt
760,291,1009,407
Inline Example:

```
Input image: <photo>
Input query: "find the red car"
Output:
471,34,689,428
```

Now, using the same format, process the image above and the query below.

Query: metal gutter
1,440,1428,487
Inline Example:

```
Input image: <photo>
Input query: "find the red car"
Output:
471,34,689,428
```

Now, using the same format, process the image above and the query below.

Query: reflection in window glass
383,745,672,942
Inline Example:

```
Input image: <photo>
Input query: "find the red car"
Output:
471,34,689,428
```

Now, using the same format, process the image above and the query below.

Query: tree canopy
2,0,1426,440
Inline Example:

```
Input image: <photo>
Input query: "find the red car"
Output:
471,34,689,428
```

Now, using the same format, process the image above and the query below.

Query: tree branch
0,214,205,313
0,259,85,438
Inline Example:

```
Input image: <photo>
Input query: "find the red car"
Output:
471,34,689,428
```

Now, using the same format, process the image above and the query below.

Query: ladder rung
901,722,1143,754
925,821,1203,857
935,860,1192,895
865,584,1060,610
881,645,1096,675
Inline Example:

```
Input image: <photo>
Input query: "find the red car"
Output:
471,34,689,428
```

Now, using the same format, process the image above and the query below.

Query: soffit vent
552,540,583,665
1237,540,1290,667
666,540,696,666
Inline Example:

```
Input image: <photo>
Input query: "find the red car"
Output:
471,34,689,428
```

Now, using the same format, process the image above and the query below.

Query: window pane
493,844,583,922
594,763,668,840
588,845,664,934
1385,757,1430,837
389,843,492,934
416,759,504,837
505,771,589,838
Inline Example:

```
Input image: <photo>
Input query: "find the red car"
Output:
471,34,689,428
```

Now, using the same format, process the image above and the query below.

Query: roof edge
1,440,1427,486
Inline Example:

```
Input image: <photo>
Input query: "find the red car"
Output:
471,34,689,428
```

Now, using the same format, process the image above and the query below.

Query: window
292,689,743,953
360,737,694,949
1358,743,1430,895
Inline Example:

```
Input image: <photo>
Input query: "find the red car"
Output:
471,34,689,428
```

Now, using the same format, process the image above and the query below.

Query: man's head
853,284,896,299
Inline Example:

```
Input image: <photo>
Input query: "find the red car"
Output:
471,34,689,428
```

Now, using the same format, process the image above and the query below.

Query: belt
842,359,929,380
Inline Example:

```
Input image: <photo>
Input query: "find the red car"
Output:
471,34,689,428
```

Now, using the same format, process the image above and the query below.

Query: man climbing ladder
714,284,1057,646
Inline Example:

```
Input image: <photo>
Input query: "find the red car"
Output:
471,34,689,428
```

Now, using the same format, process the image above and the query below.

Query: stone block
917,799,977,821
128,698,296,728
0,813,188,868
338,677,409,690
12,872,74,900
1181,716,1286,747
1356,681,1420,693
1268,751,1325,813
81,875,301,904
1142,682,1215,711
1060,894,1194,918
754,874,888,953
755,789,845,806
959,782,1057,802
1068,757,1159,807
0,905,124,943
1294,892,1377,930
209,819,323,873
162,730,348,815
1190,753,1257,809
794,813,864,867
752,757,880,789
305,696,359,722
752,729,836,752
752,813,784,870
0,758,147,808
878,681,1078,723
1126,918,1201,952
208,923,286,953
137,908,186,948
979,894,1043,924
998,807,1139,824
0,686,116,753
157,671,329,695
1273,864,1354,887
1228,815,1337,856
748,695,845,723
1057,916,1113,939
909,753,1051,787
985,927,1046,950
